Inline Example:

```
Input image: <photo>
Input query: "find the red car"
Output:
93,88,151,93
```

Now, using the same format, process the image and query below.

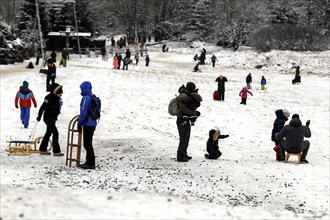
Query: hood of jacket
289,118,302,127
178,84,188,94
275,109,288,121
80,81,92,96
209,129,216,138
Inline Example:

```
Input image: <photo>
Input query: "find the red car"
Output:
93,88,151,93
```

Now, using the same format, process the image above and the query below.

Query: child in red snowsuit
239,86,253,105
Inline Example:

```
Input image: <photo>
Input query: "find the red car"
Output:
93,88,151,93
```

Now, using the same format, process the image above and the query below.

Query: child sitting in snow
205,129,229,159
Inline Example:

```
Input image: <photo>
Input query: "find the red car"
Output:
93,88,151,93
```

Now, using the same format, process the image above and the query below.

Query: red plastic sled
213,91,220,100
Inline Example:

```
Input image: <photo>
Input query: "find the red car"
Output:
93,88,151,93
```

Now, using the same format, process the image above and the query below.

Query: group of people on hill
175,80,311,164
113,49,149,70
17,48,98,169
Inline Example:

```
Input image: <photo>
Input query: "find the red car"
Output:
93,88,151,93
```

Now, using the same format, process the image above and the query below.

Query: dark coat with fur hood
205,129,229,159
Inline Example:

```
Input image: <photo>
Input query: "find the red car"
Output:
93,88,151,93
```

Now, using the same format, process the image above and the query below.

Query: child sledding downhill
205,129,229,159
271,109,290,161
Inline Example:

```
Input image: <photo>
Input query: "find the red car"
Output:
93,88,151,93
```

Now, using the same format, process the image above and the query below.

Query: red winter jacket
239,87,253,98
15,88,37,108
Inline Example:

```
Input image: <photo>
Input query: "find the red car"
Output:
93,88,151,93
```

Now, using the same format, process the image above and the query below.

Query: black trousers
279,140,310,160
218,91,225,101
212,61,215,67
46,76,55,92
83,126,96,166
40,118,60,153
240,98,247,105
176,117,191,156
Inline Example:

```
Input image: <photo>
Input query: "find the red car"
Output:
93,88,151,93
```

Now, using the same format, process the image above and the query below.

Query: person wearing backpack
77,81,100,169
176,82,201,162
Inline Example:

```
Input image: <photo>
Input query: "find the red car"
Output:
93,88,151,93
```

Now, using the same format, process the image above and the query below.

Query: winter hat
47,57,53,64
292,114,300,119
220,75,224,79
22,81,29,90
50,83,63,95
186,82,196,92
282,109,290,118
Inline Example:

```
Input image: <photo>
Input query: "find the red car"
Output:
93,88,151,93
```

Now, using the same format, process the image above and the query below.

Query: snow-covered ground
1,43,329,219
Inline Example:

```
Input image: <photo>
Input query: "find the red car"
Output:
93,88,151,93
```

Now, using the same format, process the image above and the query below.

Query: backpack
168,96,179,116
88,95,101,120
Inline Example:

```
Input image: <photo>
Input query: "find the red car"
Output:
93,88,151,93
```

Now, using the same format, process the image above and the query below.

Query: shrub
250,24,328,52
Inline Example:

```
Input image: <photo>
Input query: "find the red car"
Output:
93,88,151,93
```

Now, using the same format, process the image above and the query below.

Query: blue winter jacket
78,81,97,127
261,79,266,85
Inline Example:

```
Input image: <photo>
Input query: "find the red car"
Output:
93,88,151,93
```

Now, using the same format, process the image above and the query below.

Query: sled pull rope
28,121,39,141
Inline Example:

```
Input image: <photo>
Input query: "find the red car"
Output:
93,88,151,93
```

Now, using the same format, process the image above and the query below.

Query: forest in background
0,0,329,64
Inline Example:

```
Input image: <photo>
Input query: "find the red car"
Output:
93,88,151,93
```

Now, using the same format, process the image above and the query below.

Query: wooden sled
66,115,82,167
6,136,52,156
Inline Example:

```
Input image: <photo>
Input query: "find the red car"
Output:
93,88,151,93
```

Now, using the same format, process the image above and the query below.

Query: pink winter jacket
239,87,253,98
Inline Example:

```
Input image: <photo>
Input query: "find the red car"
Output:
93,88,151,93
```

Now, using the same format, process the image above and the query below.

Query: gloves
15,105,18,109
195,111,201,117
306,120,310,127
225,135,229,138
78,124,82,133
36,116,41,122
35,105,37,108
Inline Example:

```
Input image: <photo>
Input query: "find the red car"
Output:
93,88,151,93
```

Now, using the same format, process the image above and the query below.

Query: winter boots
177,153,189,162
273,144,280,161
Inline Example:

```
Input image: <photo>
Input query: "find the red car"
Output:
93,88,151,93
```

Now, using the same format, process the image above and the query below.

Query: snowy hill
1,44,329,219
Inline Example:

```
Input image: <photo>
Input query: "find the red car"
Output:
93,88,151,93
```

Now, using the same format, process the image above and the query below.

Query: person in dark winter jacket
15,81,37,128
210,54,218,67
50,50,57,63
36,83,64,156
125,49,131,59
117,54,123,69
145,55,150,66
122,57,130,70
26,61,34,69
271,109,290,161
77,81,100,169
101,47,107,61
292,66,301,84
205,129,229,159
215,75,228,101
199,50,206,65
46,58,56,92
246,73,252,89
193,62,200,72
261,76,267,90
176,82,202,162
61,48,69,67
276,114,311,163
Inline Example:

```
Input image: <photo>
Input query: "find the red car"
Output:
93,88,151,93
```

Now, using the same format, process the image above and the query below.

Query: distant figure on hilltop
35,48,42,65
61,48,69,67
46,58,56,92
261,76,267,90
292,66,301,84
145,55,150,66
50,50,57,63
210,54,218,68
101,47,107,61
246,73,252,89
26,61,34,69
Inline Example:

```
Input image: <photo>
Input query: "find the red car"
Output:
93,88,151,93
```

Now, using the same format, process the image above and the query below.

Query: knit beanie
282,109,290,118
22,81,29,90
292,114,300,119
186,82,196,92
